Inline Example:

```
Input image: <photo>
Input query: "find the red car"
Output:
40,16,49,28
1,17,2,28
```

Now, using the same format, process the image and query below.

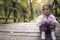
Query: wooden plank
0,23,59,33
56,17,60,19
0,18,20,19
0,23,60,40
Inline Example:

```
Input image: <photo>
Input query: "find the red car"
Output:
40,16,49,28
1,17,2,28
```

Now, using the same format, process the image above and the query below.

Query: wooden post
12,0,17,22
54,0,58,16
30,0,33,20
5,9,12,23
22,8,27,22
3,0,8,17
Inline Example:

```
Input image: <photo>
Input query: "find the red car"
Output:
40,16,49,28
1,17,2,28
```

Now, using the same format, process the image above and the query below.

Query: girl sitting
36,4,59,40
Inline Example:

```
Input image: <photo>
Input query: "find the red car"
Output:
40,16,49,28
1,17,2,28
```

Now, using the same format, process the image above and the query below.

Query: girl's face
43,5,51,16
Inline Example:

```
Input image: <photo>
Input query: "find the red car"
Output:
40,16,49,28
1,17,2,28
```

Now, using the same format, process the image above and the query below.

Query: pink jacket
36,14,58,27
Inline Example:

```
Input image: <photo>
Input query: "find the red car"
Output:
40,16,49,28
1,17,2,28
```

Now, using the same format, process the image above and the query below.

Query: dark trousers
40,23,56,34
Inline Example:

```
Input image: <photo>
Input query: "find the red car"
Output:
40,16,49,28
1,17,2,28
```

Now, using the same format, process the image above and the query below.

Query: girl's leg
51,29,56,40
40,23,47,40
49,24,56,40
41,30,46,40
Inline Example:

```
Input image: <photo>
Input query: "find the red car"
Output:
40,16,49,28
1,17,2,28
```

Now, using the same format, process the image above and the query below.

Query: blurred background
0,0,60,24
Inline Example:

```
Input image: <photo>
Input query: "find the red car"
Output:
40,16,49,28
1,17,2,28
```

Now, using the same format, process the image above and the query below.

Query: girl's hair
42,4,52,11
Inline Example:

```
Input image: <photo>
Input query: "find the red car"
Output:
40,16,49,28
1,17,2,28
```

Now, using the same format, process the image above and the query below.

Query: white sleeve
52,15,59,26
36,15,43,27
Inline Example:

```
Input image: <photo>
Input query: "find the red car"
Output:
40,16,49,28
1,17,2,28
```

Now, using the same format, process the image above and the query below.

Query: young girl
36,4,58,40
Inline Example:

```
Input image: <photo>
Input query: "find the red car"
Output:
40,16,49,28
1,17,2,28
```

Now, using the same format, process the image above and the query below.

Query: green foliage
0,0,60,24
57,0,60,3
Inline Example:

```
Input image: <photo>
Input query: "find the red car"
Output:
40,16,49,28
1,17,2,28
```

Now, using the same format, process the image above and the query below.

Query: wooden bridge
0,23,60,40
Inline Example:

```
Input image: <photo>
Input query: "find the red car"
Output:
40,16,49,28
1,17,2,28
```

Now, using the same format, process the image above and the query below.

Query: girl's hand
50,21,55,25
41,20,46,25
